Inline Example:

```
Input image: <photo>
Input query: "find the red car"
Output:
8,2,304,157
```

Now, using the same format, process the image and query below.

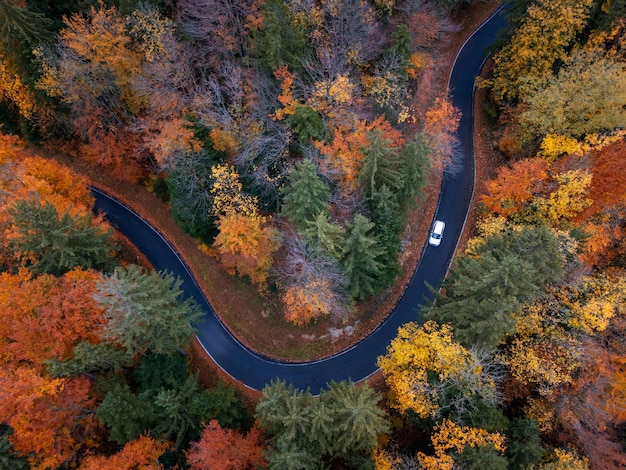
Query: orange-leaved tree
316,116,403,192
185,420,267,470
79,434,170,470
0,365,97,470
210,164,281,286
0,268,104,371
423,95,461,175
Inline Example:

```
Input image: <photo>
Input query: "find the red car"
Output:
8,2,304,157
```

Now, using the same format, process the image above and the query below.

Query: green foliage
459,400,510,434
249,0,309,72
286,105,327,143
133,353,188,392
0,1,52,47
399,133,431,209
8,199,116,276
167,150,217,241
0,424,29,470
342,214,384,300
97,383,156,444
506,418,544,469
303,211,346,260
321,380,389,457
256,379,388,468
201,380,248,430
47,342,131,378
280,159,330,231
370,186,402,286
95,264,204,357
151,375,216,449
390,24,411,62
98,374,247,450
359,129,404,201
453,443,509,470
428,225,564,348
587,0,626,31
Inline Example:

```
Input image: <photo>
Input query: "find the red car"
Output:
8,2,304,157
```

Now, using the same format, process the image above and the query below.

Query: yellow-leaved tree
210,164,280,287
417,419,506,470
377,321,502,420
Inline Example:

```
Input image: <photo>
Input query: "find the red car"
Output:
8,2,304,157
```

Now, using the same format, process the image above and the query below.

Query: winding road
91,4,510,394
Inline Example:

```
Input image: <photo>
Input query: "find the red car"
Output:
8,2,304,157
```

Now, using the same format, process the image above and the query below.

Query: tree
369,185,402,287
34,5,145,179
277,236,348,325
8,199,116,276
248,0,308,72
358,129,404,202
185,420,267,470
96,384,157,445
321,380,389,457
0,366,97,470
213,212,281,287
479,158,550,219
0,0,51,49
378,321,502,420
0,424,29,470
316,117,403,192
280,159,330,231
177,0,261,69
423,95,461,175
303,210,346,260
417,419,506,470
167,150,217,240
427,225,565,348
489,0,594,104
535,169,593,225
520,49,626,137
255,379,388,467
79,434,170,470
399,133,431,209
133,353,188,393
47,341,131,378
341,213,383,300
95,264,204,357
0,268,105,370
505,418,544,469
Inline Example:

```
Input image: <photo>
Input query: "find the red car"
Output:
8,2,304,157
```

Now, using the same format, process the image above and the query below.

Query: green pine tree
96,383,156,445
342,214,384,300
358,129,404,202
47,342,131,378
8,199,116,276
427,225,564,348
303,211,346,260
321,380,389,457
95,265,204,357
399,133,431,210
281,159,330,231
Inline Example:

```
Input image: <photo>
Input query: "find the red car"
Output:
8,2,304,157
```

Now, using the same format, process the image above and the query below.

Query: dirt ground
39,0,506,389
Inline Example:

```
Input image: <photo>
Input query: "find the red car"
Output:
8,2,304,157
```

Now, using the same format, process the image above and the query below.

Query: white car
429,220,445,246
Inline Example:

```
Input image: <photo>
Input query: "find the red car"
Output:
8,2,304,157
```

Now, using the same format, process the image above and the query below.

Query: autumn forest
1,0,625,468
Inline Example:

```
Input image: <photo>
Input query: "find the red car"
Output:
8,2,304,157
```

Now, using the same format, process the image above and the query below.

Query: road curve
91,4,509,394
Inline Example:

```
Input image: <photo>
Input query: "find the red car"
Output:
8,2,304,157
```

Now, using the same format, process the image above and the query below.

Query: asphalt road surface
91,4,510,394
